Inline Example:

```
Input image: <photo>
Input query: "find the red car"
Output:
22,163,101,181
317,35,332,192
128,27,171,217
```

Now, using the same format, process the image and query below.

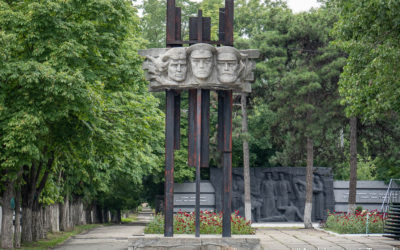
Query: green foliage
325,210,384,234
0,0,165,215
144,210,255,234
234,2,347,168
140,0,201,48
332,0,400,120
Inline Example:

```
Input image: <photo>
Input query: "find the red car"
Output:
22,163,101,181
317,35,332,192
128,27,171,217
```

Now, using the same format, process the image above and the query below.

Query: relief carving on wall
139,43,259,92
210,167,334,223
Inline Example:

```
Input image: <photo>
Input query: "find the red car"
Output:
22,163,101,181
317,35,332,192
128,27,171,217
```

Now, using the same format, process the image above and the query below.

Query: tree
347,116,357,214
332,0,400,120
0,0,164,245
140,0,200,48
235,1,346,226
241,93,251,221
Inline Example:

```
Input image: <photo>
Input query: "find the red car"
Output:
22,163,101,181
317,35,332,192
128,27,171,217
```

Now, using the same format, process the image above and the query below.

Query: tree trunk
1,180,15,249
304,137,314,229
49,204,60,232
111,209,122,224
32,199,44,241
93,204,102,223
348,117,358,214
14,187,21,248
68,199,74,228
59,196,70,231
85,204,92,224
21,205,33,243
102,208,109,223
21,156,54,243
116,209,121,224
78,201,85,226
40,207,46,239
241,93,252,221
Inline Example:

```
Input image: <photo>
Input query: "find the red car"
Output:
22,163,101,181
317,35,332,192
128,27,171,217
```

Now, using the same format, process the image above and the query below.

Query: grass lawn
121,213,137,223
20,224,102,250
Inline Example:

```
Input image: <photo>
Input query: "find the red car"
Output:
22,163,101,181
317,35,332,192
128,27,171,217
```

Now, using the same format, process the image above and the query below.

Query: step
129,221,150,226
383,227,400,235
384,222,400,227
138,213,154,216
385,222,400,226
384,226,400,232
384,220,400,225
139,210,154,214
389,208,400,213
387,216,400,220
385,219,400,224
384,231,400,237
384,234,400,240
388,211,400,216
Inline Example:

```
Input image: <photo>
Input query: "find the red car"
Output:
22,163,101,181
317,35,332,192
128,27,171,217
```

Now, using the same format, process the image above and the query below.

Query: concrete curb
251,222,320,228
315,226,385,237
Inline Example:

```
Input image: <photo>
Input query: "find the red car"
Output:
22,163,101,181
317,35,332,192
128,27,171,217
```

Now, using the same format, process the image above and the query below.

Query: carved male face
168,58,187,82
164,48,187,82
217,52,240,83
190,50,213,80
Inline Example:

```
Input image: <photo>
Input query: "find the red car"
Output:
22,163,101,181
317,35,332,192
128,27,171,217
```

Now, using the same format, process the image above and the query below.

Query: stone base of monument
128,234,261,250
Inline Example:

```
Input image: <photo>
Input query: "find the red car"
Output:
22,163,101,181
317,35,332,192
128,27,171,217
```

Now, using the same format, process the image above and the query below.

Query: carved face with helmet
216,46,245,84
187,43,216,82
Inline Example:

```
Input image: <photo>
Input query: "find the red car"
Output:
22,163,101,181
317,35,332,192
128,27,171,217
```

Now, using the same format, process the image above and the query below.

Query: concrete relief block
139,44,259,92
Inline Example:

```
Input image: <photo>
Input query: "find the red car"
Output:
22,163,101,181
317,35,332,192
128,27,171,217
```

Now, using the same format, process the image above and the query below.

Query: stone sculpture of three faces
161,44,244,84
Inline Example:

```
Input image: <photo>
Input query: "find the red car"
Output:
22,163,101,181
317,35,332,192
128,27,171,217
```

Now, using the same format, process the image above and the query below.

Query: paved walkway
54,219,400,250
52,224,145,250
53,208,152,250
256,228,400,250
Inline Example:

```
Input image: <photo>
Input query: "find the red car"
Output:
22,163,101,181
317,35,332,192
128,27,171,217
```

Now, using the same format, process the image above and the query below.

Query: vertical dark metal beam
217,91,224,151
224,0,234,46
166,0,176,45
202,17,211,42
175,7,181,41
174,91,181,150
195,89,202,237
171,5,182,148
188,89,197,167
222,90,232,237
189,10,210,43
201,90,210,168
197,10,203,43
219,8,225,44
189,17,198,42
164,90,175,237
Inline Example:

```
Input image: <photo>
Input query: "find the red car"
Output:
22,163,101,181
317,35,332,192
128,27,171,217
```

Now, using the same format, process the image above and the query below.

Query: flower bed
324,209,385,234
144,210,255,235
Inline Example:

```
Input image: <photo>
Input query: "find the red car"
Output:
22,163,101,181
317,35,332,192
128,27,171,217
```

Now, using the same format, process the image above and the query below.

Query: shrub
325,209,384,234
144,210,255,235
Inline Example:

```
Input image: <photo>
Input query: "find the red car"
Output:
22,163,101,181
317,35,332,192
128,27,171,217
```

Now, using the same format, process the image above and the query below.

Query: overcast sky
135,0,322,17
286,0,321,13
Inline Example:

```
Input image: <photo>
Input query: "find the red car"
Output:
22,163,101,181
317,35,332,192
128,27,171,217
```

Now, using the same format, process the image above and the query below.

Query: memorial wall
171,170,394,222
334,180,399,212
210,167,334,222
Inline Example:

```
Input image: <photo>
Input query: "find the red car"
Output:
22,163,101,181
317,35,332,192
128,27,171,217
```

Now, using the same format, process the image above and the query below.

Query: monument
138,0,259,239
140,45,257,92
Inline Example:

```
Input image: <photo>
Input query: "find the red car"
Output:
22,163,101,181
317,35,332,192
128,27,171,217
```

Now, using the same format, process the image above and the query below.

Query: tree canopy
333,0,400,120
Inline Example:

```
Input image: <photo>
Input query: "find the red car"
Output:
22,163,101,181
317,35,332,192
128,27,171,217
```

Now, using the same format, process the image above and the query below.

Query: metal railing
381,179,400,215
